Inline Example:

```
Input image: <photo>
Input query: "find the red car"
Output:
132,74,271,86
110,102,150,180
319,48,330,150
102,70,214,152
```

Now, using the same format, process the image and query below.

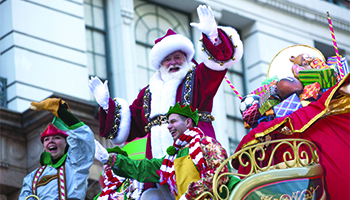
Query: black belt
144,112,214,133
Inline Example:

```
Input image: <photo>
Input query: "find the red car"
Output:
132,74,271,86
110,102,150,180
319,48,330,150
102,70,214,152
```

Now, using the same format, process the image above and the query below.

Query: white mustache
168,65,180,71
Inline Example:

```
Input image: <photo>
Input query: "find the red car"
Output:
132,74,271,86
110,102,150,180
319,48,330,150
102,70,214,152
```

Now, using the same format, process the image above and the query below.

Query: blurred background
0,0,349,199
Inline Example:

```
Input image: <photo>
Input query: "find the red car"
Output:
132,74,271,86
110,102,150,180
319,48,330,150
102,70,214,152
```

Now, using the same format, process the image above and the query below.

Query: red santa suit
99,27,243,159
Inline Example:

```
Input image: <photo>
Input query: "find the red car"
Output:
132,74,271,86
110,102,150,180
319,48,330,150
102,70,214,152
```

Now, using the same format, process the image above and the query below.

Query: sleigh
195,45,349,200
196,138,325,200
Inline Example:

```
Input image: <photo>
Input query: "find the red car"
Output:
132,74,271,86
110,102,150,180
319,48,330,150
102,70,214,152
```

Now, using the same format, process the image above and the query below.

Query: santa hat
150,29,195,70
40,120,68,143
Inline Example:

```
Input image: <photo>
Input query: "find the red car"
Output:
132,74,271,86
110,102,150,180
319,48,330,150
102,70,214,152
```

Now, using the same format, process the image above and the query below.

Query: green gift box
298,68,336,89
259,99,280,115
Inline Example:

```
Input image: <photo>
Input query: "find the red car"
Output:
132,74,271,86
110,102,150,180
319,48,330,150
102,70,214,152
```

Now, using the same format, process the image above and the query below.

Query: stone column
105,0,137,102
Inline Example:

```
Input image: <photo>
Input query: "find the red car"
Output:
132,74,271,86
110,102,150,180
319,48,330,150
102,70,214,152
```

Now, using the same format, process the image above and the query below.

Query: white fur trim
150,34,194,70
197,26,243,71
150,124,174,158
110,98,131,146
148,71,183,118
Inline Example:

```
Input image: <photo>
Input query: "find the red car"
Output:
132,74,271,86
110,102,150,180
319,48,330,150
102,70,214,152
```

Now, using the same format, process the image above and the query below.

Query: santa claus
89,5,243,160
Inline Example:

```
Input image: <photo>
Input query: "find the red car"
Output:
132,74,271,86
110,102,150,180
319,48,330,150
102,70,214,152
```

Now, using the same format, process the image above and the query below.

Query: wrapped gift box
265,108,274,116
261,75,279,86
242,102,261,126
259,85,279,107
300,82,321,101
250,84,269,97
327,56,349,80
298,68,336,89
259,99,280,115
273,93,302,118
310,57,328,69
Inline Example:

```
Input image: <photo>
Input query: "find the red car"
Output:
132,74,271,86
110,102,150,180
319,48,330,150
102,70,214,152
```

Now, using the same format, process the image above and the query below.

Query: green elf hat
166,102,199,126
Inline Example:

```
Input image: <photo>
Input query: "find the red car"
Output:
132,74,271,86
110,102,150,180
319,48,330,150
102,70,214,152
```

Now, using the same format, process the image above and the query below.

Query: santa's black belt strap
144,112,214,132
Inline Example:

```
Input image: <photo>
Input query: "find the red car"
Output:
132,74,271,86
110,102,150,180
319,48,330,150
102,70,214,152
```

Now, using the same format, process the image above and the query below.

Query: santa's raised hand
190,5,218,42
88,76,110,110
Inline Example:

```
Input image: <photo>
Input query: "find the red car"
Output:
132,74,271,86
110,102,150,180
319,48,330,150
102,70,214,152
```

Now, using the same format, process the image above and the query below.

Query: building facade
0,0,349,199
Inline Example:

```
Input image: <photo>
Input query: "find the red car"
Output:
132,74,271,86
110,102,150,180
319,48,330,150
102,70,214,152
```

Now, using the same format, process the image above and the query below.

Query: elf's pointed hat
150,29,194,70
167,102,199,126
40,117,69,143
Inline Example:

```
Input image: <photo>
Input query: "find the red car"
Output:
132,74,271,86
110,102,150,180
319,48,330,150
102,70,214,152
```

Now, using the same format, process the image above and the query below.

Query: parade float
93,12,349,200
197,41,349,199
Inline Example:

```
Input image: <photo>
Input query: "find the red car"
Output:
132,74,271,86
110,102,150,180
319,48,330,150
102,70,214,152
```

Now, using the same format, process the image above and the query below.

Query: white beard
159,61,190,82
148,61,191,157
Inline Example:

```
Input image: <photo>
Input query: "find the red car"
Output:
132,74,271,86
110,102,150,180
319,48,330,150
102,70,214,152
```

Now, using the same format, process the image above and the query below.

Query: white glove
190,5,218,43
94,139,109,164
88,76,110,110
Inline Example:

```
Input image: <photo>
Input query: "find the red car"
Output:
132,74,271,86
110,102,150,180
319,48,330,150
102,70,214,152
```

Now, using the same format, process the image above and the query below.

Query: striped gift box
259,99,280,115
327,56,350,80
250,84,269,97
298,68,336,89
273,93,302,118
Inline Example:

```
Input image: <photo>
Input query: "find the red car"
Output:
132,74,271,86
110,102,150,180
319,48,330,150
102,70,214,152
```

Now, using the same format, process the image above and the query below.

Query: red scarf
157,127,207,195
98,170,125,200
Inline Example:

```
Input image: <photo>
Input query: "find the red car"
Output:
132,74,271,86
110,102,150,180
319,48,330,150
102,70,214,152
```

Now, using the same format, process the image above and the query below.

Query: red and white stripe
158,127,206,196
58,165,66,200
97,170,125,200
32,166,46,195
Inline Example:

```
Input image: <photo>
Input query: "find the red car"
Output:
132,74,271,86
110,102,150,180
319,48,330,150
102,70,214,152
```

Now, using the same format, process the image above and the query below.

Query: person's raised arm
190,5,243,71
190,5,219,45
89,76,110,111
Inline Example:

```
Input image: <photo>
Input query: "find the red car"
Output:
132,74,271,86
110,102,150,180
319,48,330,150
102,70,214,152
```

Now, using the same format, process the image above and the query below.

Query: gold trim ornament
25,195,40,200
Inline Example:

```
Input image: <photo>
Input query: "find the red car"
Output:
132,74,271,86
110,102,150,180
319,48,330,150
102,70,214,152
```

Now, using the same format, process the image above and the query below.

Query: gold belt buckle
159,115,168,123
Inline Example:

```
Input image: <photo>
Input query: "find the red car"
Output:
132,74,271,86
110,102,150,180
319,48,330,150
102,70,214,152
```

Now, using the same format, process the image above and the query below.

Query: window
314,41,345,60
133,0,191,90
84,0,108,80
223,60,247,154
0,77,6,108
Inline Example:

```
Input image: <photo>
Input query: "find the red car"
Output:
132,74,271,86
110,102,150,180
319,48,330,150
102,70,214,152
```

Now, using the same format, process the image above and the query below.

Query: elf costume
94,146,142,200
100,103,240,200
19,98,95,200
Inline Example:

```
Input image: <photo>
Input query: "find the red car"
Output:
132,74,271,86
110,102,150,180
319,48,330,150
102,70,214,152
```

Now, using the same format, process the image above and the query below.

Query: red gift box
300,82,321,101
242,102,261,126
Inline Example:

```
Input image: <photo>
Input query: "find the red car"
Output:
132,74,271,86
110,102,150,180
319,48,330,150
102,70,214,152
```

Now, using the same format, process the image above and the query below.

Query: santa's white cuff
197,26,243,71
110,98,132,146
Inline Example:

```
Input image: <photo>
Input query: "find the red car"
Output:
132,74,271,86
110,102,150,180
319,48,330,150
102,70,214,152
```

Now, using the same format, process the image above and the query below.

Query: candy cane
224,76,243,100
327,11,344,78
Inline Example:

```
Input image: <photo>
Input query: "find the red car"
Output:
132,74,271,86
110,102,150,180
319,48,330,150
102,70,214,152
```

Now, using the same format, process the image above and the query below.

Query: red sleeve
127,87,149,142
201,28,234,61
192,63,227,112
99,97,116,138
